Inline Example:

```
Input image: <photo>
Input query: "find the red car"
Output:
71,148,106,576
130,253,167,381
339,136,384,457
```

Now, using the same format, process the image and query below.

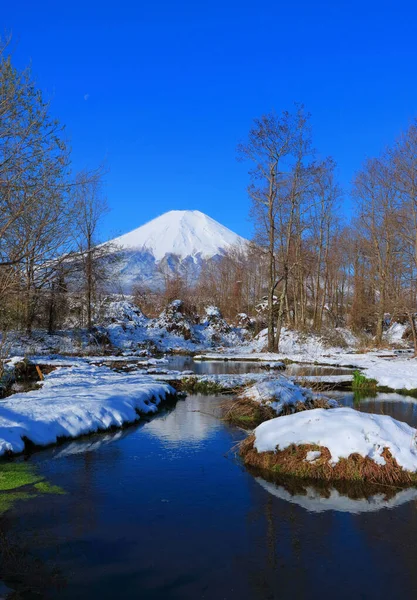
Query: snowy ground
0,362,175,457
254,407,417,472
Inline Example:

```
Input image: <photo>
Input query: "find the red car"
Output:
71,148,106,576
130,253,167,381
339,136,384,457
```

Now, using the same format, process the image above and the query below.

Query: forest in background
2,39,417,353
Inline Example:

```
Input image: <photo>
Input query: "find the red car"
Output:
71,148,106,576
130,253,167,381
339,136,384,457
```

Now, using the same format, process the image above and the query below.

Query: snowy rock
202,306,231,341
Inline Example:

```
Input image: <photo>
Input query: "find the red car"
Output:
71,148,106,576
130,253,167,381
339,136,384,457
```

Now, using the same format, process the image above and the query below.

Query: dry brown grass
223,398,276,428
223,396,335,429
240,434,417,486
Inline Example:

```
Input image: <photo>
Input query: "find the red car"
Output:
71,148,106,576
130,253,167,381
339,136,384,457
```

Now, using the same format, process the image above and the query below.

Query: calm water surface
167,356,352,377
1,362,417,599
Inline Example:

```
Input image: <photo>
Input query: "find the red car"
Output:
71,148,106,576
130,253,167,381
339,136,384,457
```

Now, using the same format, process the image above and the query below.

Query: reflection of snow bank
0,363,175,456
52,430,126,458
254,407,417,471
256,477,417,514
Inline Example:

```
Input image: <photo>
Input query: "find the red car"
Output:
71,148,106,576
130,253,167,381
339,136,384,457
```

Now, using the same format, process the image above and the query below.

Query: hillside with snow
107,210,247,291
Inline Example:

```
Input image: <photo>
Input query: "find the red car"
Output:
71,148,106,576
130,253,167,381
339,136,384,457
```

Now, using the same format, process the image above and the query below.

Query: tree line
158,106,417,353
0,40,111,338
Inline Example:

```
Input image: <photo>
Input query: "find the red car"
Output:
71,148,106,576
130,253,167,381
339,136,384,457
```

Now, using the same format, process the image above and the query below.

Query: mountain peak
110,210,247,261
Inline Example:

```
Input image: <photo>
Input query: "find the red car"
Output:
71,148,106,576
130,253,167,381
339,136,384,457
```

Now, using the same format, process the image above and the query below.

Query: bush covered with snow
151,300,198,341
98,299,147,328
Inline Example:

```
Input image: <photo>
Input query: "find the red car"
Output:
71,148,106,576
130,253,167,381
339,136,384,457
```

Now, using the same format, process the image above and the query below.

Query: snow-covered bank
0,363,176,456
254,408,417,472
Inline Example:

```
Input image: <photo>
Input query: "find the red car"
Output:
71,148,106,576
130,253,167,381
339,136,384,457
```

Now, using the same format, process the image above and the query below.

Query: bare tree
238,106,314,350
71,169,113,331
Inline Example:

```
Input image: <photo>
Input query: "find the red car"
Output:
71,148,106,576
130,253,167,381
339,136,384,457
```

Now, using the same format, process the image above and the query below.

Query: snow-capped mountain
107,210,247,292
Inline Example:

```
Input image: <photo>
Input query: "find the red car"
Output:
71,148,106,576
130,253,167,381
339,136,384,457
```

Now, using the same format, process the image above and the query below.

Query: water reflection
333,391,417,428
167,356,353,377
145,395,222,444
255,476,417,514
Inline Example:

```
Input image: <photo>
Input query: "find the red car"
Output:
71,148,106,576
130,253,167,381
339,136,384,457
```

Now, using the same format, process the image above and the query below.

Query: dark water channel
1,361,417,599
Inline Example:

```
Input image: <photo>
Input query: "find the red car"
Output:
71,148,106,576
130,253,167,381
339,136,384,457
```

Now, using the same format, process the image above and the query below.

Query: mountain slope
110,210,246,261
107,210,247,292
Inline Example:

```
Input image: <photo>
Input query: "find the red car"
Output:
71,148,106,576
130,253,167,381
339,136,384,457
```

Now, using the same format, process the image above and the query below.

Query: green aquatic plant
352,370,378,391
0,462,43,491
34,481,66,495
0,461,66,514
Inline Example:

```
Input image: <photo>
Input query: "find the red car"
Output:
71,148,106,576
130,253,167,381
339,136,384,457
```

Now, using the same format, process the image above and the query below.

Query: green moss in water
0,462,43,491
34,481,66,495
0,461,66,513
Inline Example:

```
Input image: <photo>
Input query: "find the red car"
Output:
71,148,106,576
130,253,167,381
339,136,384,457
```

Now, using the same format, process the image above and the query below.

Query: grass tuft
352,370,378,391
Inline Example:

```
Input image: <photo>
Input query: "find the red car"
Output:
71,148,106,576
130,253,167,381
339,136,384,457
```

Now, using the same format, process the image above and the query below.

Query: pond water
1,362,417,599
166,355,352,377
333,390,417,428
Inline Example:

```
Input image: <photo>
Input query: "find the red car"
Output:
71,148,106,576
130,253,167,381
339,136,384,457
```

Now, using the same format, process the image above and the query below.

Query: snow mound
0,363,175,456
254,407,417,472
202,306,231,336
98,299,147,327
108,210,247,261
242,377,338,416
151,300,197,341
384,322,408,344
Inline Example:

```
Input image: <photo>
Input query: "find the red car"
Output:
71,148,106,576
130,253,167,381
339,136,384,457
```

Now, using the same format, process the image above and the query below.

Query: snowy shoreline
0,363,176,458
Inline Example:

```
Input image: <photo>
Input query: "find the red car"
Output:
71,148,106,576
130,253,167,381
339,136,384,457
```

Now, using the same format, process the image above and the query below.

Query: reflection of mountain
145,396,222,444
256,477,417,514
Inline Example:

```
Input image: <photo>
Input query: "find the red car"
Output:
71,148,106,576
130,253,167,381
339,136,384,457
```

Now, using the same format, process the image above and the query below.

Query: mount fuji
106,210,248,292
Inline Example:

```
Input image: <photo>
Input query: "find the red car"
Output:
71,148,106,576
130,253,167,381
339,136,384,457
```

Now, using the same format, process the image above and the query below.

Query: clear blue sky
3,0,417,240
